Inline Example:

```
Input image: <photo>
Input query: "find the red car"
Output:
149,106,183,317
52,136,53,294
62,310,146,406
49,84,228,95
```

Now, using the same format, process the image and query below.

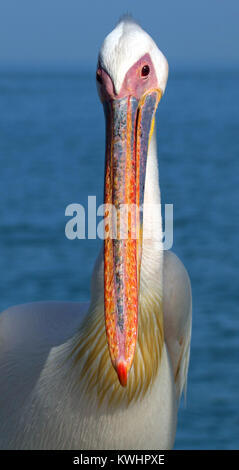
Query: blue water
0,67,238,449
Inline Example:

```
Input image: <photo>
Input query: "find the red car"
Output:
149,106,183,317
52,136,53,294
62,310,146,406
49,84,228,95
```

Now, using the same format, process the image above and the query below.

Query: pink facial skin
97,53,158,101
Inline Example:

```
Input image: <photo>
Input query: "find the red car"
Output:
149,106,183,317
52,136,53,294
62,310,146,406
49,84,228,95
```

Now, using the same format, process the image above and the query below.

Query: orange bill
103,90,161,386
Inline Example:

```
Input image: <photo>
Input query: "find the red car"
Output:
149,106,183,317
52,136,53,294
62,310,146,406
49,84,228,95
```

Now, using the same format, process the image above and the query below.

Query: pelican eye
96,69,102,84
141,65,150,77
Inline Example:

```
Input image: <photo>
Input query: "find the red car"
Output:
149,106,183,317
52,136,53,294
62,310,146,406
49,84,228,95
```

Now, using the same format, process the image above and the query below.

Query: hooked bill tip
116,361,128,387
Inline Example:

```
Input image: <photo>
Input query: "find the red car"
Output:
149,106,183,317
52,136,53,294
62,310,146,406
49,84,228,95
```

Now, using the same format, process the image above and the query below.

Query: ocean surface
0,66,238,449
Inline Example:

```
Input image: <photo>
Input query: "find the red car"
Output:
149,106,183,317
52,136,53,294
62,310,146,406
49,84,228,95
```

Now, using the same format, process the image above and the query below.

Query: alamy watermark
65,196,173,250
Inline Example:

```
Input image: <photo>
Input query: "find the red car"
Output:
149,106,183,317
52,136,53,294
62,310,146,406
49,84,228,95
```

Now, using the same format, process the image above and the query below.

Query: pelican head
97,18,168,387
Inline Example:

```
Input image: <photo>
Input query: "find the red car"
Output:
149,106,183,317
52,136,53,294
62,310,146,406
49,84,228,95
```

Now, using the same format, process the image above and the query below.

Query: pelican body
0,18,192,449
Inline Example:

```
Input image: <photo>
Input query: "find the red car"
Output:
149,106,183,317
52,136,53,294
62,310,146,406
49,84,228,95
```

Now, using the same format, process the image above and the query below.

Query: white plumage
0,18,192,450
99,18,168,94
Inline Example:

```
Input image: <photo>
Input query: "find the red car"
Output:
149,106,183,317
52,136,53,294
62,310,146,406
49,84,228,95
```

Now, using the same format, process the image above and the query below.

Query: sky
0,0,238,68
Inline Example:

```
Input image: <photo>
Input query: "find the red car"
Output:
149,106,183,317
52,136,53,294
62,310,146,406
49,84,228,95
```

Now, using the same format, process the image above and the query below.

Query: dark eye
96,69,102,84
141,65,150,77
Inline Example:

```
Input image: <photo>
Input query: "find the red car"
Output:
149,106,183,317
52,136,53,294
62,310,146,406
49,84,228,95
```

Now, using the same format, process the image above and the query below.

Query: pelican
0,18,192,450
